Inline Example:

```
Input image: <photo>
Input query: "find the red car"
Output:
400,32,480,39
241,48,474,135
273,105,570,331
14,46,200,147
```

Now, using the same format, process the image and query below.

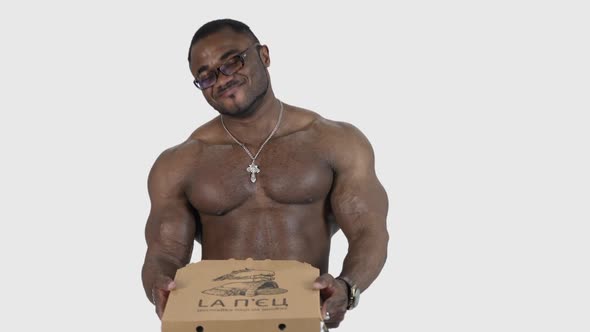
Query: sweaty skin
142,27,389,329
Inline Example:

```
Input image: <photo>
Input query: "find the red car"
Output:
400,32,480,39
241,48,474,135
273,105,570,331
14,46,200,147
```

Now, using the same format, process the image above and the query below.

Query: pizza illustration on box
202,268,288,297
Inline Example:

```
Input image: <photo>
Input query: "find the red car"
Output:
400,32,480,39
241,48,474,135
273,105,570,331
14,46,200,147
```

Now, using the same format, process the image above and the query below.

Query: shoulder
285,104,364,138
317,118,366,141
155,115,222,165
280,104,365,140
312,115,373,153
148,137,204,194
152,140,200,169
312,117,374,169
187,115,224,143
283,104,374,168
149,114,224,179
147,116,225,197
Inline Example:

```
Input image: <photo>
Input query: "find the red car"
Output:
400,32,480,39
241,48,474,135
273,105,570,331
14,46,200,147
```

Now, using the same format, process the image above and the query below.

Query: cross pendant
246,162,260,183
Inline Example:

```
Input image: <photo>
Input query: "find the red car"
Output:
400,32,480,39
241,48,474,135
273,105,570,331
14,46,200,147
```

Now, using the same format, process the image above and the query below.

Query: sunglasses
193,43,260,90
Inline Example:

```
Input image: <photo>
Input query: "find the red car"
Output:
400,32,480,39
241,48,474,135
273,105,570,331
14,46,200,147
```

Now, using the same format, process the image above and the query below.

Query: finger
154,287,173,319
321,298,338,319
322,290,348,322
154,275,176,291
320,302,327,320
153,288,164,319
153,276,176,319
313,273,335,290
326,321,341,329
325,310,346,329
167,280,176,291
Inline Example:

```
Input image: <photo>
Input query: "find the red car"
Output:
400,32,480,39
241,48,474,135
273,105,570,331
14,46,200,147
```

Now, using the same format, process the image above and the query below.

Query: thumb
313,273,334,290
166,280,176,291
155,275,176,291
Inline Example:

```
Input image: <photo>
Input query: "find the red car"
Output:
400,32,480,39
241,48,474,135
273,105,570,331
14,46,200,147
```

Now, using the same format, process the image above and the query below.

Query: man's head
188,19,271,117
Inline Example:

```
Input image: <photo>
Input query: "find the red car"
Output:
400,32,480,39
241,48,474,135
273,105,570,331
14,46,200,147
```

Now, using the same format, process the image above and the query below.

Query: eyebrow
196,48,241,75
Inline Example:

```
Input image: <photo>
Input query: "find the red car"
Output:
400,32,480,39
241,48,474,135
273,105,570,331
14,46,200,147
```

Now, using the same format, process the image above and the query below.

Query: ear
258,44,271,68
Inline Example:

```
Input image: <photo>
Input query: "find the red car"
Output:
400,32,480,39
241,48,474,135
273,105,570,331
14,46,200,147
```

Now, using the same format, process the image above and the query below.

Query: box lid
162,259,322,324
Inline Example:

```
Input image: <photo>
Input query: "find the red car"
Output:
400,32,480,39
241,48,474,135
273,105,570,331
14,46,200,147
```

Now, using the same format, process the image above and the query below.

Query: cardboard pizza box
162,259,323,332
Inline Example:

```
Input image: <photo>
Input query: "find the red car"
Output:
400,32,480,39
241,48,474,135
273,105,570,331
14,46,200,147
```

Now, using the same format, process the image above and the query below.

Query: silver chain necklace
220,100,284,183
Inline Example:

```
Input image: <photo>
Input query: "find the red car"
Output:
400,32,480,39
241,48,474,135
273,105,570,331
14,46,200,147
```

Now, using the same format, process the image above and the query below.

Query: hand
313,273,349,329
151,275,176,319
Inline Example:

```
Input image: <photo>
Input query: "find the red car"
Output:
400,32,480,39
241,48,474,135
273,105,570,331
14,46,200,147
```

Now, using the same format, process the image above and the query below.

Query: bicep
329,126,388,240
145,200,196,258
144,151,197,264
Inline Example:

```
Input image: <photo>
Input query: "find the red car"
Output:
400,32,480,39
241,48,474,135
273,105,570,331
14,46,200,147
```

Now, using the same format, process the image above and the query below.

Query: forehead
189,29,252,74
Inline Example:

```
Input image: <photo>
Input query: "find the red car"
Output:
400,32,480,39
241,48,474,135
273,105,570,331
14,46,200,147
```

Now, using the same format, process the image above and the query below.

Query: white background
1,1,588,331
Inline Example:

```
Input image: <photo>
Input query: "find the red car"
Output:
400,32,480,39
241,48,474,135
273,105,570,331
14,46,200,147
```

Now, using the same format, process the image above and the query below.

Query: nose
214,69,235,90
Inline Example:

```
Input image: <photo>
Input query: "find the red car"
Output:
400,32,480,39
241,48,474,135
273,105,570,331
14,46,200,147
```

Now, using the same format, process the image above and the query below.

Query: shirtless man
141,19,389,329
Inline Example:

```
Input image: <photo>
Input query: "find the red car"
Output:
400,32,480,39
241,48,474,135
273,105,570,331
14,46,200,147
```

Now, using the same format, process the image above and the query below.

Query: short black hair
187,19,260,64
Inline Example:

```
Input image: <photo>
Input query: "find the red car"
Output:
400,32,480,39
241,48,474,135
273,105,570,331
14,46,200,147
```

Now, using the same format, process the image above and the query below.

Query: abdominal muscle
198,203,333,274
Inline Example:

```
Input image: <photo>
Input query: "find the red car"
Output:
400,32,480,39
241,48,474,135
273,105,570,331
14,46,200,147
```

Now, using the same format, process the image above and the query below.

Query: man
141,18,389,329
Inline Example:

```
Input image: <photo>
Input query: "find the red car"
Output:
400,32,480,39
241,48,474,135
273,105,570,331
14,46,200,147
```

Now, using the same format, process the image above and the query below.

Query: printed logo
202,268,288,297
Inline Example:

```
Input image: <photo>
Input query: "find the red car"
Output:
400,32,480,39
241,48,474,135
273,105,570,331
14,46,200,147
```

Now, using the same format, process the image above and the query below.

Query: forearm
338,227,389,292
141,251,187,302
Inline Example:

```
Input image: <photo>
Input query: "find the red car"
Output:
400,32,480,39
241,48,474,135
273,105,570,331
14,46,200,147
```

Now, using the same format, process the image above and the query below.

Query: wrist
335,276,361,310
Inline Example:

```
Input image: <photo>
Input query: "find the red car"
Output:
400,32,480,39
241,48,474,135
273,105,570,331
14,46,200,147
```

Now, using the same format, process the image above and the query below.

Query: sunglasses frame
193,43,260,90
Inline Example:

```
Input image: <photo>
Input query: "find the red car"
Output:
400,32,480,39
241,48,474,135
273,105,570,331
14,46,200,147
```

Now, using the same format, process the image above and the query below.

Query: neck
220,92,283,145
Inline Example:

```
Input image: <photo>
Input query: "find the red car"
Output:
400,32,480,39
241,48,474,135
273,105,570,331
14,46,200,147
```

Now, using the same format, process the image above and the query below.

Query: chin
217,95,255,116
214,82,267,117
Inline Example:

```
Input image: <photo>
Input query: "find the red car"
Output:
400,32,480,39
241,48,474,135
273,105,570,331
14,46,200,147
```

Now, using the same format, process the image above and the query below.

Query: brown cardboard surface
162,259,322,332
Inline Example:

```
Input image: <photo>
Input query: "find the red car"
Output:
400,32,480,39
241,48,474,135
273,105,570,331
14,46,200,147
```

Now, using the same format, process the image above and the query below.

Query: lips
218,82,243,98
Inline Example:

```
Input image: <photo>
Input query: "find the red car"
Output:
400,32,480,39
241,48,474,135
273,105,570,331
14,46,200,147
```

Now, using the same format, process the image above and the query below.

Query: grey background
1,1,588,331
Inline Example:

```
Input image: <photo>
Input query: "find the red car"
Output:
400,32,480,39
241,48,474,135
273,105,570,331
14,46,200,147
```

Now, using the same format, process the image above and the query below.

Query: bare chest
185,136,334,216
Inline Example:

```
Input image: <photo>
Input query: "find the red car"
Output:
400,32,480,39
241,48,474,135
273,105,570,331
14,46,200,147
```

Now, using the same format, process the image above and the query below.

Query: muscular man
141,19,389,329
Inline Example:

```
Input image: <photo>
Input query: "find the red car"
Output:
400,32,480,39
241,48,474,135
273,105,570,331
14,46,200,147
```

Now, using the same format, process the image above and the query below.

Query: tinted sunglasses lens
220,56,243,76
195,75,216,90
